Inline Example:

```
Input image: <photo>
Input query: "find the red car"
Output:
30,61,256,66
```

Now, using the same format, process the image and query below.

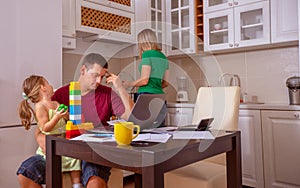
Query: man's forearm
118,87,134,120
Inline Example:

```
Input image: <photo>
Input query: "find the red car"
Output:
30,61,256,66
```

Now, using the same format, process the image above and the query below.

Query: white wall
0,0,62,126
0,0,62,187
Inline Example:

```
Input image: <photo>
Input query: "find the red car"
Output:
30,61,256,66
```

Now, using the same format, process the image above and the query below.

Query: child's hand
55,105,68,118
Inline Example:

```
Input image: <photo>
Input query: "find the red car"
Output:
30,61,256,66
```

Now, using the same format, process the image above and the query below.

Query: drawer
62,37,76,50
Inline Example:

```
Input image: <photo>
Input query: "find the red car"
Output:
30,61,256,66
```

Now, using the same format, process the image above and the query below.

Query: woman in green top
123,29,169,95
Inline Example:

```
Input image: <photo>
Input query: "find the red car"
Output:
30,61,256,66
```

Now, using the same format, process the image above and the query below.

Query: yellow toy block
66,121,94,130
69,82,81,91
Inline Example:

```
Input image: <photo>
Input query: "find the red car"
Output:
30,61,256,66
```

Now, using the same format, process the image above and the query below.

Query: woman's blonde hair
18,75,45,130
137,29,161,58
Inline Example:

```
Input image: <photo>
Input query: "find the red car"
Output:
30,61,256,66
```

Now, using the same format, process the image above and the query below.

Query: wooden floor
123,175,253,188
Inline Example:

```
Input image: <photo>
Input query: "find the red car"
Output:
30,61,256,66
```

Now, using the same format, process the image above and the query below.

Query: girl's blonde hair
18,75,45,130
137,29,161,58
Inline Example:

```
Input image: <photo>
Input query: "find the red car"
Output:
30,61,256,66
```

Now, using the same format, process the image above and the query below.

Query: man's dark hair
82,53,108,69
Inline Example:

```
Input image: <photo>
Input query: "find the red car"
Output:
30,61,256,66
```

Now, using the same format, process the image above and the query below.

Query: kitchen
0,0,300,187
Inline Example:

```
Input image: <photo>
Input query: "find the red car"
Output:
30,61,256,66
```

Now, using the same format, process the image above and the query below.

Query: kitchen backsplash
63,45,299,104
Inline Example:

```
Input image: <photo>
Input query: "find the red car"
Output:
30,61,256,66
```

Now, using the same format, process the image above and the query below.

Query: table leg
46,136,62,188
134,166,164,188
226,132,242,188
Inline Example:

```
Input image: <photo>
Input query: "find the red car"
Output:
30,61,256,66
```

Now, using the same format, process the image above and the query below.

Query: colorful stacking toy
66,81,94,138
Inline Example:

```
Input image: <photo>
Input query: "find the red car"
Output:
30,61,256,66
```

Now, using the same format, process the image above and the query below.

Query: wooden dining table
46,130,242,188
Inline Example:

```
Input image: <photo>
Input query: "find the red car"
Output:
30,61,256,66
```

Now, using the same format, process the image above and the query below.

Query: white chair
165,86,240,188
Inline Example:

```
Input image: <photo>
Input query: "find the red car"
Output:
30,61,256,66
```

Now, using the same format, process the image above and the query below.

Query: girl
123,29,169,96
18,75,82,188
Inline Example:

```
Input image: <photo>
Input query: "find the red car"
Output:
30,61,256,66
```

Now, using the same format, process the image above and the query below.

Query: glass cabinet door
166,0,195,55
204,0,233,13
150,0,165,52
234,1,270,47
204,9,234,51
204,0,267,13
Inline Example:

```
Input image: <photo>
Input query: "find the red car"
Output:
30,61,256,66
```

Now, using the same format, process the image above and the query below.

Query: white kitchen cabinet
204,0,267,13
75,0,135,43
238,109,264,188
165,103,194,126
204,1,270,51
261,110,300,188
166,0,196,55
84,0,134,13
62,0,76,49
63,0,76,38
135,0,166,53
270,0,298,43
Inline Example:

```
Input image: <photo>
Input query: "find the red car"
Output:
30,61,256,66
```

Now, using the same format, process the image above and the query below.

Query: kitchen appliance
176,76,189,102
286,76,300,105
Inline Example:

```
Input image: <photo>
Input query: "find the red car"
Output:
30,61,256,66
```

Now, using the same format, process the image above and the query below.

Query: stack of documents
71,133,171,143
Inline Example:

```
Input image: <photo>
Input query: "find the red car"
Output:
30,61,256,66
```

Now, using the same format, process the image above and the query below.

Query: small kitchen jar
286,76,300,105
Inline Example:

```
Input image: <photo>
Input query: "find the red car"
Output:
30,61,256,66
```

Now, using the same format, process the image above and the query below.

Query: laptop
127,94,167,131
87,94,167,134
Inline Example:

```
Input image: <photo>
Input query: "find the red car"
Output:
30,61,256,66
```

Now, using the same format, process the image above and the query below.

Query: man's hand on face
106,72,123,90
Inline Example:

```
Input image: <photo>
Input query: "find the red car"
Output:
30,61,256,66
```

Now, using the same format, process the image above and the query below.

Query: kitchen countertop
240,103,300,110
167,102,195,108
167,102,300,111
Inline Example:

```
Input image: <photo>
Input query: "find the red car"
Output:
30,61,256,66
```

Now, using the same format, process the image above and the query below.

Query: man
17,53,134,188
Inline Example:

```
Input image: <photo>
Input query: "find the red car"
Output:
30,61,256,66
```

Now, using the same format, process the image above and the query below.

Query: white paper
172,131,215,140
133,133,171,143
106,119,127,125
71,134,115,142
142,126,178,134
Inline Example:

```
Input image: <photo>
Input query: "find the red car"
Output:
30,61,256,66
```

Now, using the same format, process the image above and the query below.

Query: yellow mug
114,122,140,145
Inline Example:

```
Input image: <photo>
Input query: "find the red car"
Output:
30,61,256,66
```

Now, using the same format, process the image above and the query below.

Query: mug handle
132,125,140,140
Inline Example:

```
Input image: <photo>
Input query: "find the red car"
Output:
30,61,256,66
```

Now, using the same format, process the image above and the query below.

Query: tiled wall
169,46,299,104
63,45,299,104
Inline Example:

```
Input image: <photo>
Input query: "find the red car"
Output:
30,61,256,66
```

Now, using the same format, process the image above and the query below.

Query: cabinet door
84,0,134,12
271,0,298,43
262,110,300,188
76,0,135,43
204,9,234,51
204,0,233,13
63,0,76,37
166,0,196,55
150,0,166,53
238,109,264,188
204,0,266,13
166,107,194,126
234,1,270,48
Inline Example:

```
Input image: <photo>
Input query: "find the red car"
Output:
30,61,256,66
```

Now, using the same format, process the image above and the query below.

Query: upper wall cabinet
62,0,76,49
84,0,134,13
135,0,166,53
204,0,267,13
166,0,196,56
74,0,135,43
270,0,298,43
204,1,270,52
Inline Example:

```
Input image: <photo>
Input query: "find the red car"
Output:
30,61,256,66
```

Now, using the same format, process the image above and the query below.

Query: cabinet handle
176,110,180,113
294,113,299,118
67,42,72,45
228,2,233,6
234,1,238,6
235,43,239,47
229,43,234,47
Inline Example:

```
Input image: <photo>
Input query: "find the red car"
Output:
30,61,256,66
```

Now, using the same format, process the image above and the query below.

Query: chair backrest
192,86,240,165
192,86,240,131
